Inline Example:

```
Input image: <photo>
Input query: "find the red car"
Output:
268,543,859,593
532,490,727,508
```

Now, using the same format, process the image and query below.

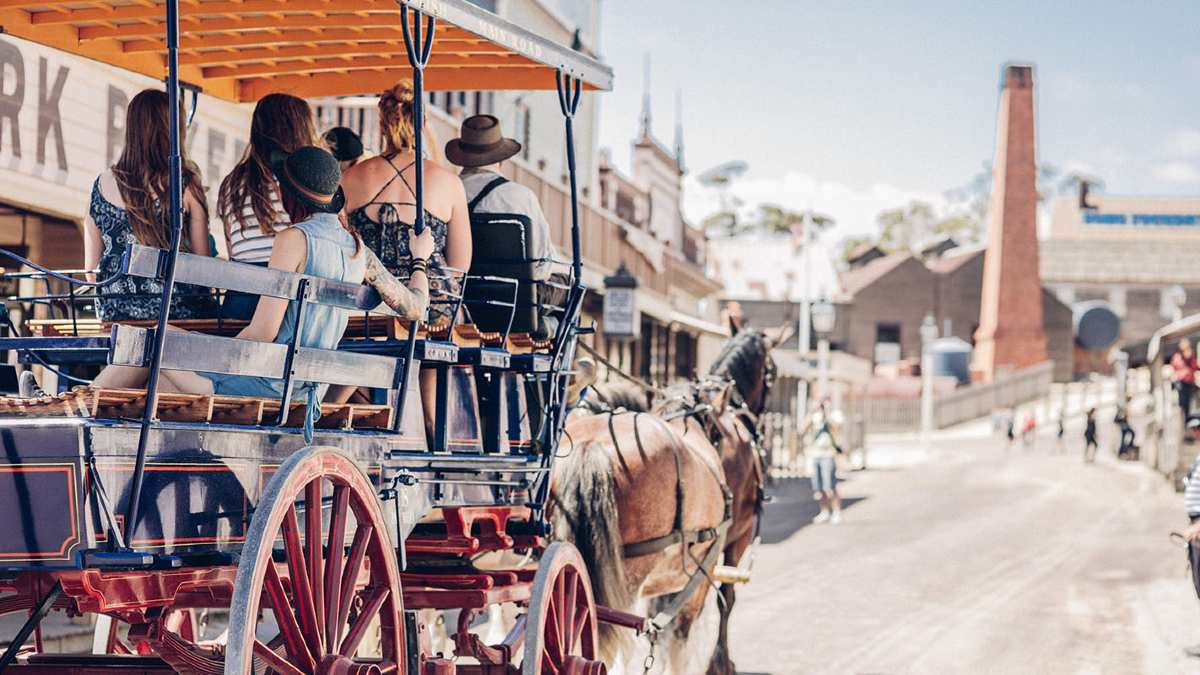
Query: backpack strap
468,176,509,213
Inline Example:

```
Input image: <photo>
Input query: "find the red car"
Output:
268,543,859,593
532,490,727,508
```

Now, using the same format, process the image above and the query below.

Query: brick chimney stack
973,64,1048,380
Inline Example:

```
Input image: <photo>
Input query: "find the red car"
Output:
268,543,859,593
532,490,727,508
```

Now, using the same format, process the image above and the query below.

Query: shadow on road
759,476,866,545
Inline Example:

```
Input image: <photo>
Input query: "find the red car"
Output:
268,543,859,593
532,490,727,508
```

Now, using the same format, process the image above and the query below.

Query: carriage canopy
0,0,613,101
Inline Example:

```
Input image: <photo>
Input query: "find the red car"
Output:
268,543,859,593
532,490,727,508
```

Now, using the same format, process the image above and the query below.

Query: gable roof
839,251,914,296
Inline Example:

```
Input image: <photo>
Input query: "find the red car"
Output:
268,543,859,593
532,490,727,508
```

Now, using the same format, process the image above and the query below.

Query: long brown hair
111,89,206,250
218,93,318,237
379,80,417,154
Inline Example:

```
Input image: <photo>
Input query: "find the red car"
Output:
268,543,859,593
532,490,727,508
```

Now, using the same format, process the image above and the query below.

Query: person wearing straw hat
446,114,558,281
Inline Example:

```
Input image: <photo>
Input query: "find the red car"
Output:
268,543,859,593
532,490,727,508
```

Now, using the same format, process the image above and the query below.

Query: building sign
602,287,639,339
0,35,251,225
1084,212,1200,227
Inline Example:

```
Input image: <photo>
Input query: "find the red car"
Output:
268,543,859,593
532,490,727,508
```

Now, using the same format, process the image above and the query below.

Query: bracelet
410,258,429,275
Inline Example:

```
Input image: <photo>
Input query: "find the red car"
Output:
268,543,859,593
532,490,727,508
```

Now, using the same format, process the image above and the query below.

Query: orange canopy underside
0,0,612,102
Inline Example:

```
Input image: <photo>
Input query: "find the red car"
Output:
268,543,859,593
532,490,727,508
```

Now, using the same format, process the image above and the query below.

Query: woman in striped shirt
217,93,320,319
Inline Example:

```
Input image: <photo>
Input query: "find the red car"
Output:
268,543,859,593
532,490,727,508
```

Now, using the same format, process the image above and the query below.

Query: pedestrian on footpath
1021,409,1037,449
1115,398,1138,460
803,400,844,524
1056,408,1066,453
1178,420,1200,658
1173,339,1199,441
1083,408,1098,463
1006,410,1016,447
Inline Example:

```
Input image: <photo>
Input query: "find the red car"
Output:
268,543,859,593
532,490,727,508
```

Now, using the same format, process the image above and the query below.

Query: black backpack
463,177,547,338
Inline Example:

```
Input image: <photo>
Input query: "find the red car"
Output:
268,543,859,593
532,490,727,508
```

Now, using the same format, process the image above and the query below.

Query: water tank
1073,301,1121,351
929,337,973,385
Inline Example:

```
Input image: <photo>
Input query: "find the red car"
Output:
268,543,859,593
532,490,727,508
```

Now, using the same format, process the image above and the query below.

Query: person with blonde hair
343,80,471,328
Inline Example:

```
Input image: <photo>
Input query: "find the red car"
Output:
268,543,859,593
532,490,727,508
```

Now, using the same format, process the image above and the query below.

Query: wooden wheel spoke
324,485,351,648
571,604,589,651
264,560,315,671
337,522,374,631
338,586,389,658
282,505,322,658
254,639,306,675
543,590,564,662
305,478,327,653
560,573,577,651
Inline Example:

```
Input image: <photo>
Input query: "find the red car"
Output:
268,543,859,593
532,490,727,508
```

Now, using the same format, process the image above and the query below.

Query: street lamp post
811,300,836,403
920,314,939,437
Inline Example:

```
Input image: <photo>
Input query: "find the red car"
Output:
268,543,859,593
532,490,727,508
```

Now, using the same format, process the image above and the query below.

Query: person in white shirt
803,400,846,524
445,114,558,281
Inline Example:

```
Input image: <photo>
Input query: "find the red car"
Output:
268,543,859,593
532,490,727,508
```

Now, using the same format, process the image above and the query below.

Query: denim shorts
810,456,838,493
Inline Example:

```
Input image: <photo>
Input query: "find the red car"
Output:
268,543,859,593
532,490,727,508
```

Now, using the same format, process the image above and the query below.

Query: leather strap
468,175,509,213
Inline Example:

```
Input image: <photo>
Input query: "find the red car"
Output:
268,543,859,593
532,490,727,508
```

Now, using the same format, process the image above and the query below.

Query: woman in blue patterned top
82,89,217,322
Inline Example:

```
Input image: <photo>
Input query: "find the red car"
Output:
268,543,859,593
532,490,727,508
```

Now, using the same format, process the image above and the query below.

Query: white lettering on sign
603,287,639,339
1084,212,1200,227
0,35,251,227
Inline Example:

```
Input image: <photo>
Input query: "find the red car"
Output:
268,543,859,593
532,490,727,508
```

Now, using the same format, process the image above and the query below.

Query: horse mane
586,380,652,413
708,329,773,409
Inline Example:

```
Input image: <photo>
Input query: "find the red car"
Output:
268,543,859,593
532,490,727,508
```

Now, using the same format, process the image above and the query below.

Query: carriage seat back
119,244,406,390
124,244,395,316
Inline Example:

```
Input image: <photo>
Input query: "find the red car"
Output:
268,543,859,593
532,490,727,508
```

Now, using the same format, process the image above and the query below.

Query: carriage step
0,387,393,429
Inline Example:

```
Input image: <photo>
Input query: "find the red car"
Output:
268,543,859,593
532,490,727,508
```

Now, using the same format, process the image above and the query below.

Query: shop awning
0,0,613,102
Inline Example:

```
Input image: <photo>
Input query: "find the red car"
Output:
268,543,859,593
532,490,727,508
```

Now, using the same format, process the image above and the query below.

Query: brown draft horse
552,328,777,675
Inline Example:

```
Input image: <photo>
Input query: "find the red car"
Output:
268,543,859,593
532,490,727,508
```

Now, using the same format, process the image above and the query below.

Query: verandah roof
0,0,613,102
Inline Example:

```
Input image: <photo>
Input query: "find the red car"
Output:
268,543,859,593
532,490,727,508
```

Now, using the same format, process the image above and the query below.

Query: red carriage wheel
522,542,605,675
225,446,405,675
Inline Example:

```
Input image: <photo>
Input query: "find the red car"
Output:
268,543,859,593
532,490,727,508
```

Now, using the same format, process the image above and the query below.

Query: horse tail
551,438,631,655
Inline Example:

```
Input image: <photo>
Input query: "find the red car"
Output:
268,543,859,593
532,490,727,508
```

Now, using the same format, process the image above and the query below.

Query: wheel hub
563,655,606,675
319,655,383,675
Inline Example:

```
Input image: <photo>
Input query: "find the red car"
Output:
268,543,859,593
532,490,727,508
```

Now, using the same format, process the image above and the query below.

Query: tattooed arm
363,248,429,321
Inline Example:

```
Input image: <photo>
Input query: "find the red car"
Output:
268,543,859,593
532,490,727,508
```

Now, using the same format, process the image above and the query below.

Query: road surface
729,429,1196,674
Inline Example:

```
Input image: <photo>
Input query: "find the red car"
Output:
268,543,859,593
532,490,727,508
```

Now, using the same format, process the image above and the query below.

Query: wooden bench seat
0,386,393,429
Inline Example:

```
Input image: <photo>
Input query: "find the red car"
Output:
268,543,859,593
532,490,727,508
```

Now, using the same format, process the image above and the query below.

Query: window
875,323,901,364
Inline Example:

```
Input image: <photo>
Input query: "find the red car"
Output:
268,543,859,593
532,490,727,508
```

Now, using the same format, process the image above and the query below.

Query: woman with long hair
217,93,319,319
94,145,433,413
343,80,471,328
83,88,217,323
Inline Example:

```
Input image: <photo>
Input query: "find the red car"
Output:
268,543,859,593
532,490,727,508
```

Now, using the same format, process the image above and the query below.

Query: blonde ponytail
379,80,417,153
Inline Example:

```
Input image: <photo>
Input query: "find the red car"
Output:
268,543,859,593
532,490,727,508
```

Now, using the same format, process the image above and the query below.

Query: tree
875,200,939,251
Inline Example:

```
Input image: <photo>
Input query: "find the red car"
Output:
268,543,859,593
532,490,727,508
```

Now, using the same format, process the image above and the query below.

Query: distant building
1042,192,1200,345
831,247,1073,381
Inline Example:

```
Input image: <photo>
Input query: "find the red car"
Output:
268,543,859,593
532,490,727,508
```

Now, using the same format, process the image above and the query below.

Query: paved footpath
728,430,1197,675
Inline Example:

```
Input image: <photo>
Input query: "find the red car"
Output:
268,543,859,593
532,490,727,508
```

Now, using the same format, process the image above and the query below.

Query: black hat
323,126,365,163
270,145,346,214
445,114,522,168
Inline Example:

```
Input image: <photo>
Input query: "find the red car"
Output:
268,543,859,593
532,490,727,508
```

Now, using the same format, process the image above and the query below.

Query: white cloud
1167,128,1200,158
682,171,947,238
1152,161,1200,185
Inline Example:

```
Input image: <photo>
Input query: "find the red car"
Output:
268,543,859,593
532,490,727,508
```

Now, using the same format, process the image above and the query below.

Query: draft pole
124,0,185,544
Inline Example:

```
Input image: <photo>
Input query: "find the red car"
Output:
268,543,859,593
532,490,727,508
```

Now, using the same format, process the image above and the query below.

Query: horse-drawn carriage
0,2,780,673
0,1,626,672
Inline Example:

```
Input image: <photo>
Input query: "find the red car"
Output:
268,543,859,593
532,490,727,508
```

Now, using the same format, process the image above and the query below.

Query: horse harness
607,410,733,633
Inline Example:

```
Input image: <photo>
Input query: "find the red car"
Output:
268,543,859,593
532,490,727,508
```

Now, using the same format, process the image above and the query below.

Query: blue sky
594,0,1200,236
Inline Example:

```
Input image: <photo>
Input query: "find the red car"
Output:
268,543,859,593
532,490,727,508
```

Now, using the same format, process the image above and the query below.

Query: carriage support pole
392,4,435,434
122,0,185,545
532,72,586,514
